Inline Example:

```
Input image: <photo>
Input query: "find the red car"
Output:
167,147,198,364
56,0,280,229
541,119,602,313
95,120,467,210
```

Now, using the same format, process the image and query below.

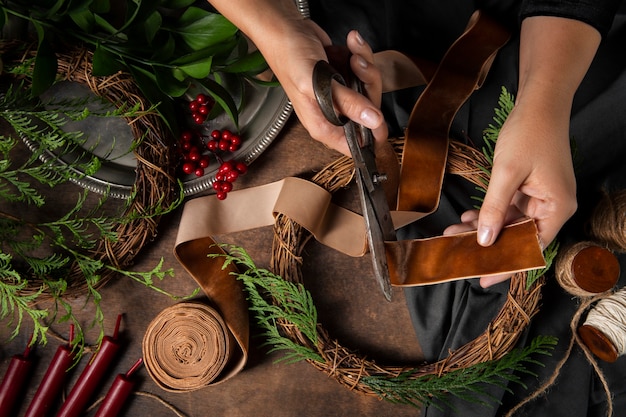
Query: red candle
0,337,35,417
56,315,123,417
24,325,78,417
94,358,143,417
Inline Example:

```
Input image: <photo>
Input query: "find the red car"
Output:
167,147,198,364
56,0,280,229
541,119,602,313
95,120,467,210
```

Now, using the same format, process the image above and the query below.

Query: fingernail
356,55,368,69
360,108,381,127
477,226,493,246
355,30,365,45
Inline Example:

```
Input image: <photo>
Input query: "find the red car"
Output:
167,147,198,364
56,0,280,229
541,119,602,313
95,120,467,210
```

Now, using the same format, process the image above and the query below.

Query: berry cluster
213,160,248,200
189,93,215,125
177,128,248,199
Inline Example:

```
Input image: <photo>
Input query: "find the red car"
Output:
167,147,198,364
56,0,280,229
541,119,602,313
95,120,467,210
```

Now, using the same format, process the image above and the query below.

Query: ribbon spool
555,241,620,297
142,301,235,392
579,287,626,363
588,190,626,254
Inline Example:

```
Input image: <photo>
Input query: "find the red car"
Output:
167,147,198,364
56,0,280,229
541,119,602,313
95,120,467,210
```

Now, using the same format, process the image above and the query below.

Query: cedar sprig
209,245,557,407
210,244,324,363
362,335,557,410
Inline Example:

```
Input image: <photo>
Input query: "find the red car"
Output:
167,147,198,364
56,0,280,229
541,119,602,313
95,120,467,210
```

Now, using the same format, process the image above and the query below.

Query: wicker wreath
1,40,180,298
269,139,545,396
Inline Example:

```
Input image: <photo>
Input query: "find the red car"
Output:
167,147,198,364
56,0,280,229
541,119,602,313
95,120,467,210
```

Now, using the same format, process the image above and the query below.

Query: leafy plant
0,0,270,133
0,83,194,349
209,245,557,409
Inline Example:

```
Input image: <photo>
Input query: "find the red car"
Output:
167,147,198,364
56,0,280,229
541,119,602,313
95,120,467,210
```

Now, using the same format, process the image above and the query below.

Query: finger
477,164,523,247
443,221,478,236
479,273,511,288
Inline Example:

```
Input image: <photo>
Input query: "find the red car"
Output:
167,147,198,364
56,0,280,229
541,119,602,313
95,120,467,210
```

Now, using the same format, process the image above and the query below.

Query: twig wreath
0,40,183,343
217,88,559,409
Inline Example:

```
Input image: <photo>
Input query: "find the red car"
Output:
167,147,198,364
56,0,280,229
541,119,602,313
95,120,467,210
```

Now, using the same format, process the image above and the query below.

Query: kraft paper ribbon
163,10,546,388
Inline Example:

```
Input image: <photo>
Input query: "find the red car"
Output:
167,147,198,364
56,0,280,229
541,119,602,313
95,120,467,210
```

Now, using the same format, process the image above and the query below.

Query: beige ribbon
163,10,546,388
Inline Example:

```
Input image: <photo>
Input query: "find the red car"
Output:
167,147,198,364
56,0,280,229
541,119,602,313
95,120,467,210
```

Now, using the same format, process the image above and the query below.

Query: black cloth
308,1,626,416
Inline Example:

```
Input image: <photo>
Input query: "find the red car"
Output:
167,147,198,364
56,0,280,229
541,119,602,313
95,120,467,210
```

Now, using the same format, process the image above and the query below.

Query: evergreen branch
209,244,324,363
362,335,558,410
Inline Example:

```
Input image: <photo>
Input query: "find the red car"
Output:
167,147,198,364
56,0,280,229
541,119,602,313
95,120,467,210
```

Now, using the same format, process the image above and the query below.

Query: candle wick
126,358,144,378
113,314,123,340
23,333,34,358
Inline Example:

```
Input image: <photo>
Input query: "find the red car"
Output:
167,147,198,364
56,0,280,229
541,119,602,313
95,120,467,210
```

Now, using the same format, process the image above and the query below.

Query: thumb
477,168,520,247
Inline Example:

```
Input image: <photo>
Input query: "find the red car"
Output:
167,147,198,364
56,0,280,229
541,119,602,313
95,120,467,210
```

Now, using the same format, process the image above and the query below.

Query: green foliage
0,0,270,132
0,84,187,349
209,245,557,409
362,335,558,410
210,245,324,364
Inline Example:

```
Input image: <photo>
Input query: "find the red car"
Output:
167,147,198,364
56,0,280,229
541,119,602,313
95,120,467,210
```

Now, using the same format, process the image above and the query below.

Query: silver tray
25,0,309,199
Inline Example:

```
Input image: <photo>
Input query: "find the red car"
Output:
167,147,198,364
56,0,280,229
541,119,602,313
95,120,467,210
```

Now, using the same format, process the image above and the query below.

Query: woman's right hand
259,18,387,155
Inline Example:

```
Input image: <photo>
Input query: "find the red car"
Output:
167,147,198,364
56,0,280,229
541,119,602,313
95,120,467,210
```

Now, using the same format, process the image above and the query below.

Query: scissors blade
313,58,397,301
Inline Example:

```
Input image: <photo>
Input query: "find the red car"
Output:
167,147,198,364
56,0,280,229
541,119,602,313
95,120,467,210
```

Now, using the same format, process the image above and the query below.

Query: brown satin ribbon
166,10,546,385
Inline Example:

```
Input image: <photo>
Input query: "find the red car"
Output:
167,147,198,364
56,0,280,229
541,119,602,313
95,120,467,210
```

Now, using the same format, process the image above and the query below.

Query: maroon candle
0,337,35,417
24,325,78,417
56,315,123,417
94,358,143,417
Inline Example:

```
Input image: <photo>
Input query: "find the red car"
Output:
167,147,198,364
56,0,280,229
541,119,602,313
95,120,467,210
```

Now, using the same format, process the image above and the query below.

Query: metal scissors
312,57,397,301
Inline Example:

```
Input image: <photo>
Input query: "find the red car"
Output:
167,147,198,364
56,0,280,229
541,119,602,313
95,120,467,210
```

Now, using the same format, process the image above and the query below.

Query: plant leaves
92,44,125,76
69,8,96,32
197,77,238,127
31,23,58,97
161,0,196,8
177,56,213,79
221,50,268,75
174,7,238,51
143,10,163,44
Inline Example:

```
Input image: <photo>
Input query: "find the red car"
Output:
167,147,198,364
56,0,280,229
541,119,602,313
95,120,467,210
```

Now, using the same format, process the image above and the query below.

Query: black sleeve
520,0,622,37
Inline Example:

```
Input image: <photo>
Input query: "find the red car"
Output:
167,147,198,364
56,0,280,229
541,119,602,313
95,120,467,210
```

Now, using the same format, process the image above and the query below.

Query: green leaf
174,7,238,51
178,56,213,79
155,67,189,97
31,24,58,97
221,50,268,75
143,10,163,44
93,12,119,36
197,77,238,126
92,44,125,76
69,8,96,32
90,0,111,14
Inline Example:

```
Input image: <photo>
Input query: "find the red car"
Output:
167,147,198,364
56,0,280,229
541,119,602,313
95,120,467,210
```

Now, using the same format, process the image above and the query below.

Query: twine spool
554,241,620,297
579,287,626,363
142,301,235,392
589,190,626,253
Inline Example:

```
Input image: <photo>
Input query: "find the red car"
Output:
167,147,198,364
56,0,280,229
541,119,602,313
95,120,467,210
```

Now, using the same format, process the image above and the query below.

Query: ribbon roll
143,301,236,392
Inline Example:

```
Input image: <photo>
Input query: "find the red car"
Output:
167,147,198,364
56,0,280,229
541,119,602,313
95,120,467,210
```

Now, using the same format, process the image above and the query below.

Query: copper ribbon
158,10,545,388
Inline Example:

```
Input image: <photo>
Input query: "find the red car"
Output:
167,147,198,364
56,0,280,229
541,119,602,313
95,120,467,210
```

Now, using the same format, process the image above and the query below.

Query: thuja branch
209,245,557,408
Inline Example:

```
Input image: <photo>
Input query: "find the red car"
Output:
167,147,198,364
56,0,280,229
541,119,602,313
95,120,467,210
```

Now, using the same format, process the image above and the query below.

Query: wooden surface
0,116,425,417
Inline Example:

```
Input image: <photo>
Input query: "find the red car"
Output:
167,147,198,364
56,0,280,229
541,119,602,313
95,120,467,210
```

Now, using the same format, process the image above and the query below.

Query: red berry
207,140,219,152
235,161,248,174
228,144,239,152
196,93,208,104
211,129,221,139
182,162,195,175
181,131,194,142
221,130,232,141
220,181,233,193
199,156,210,168
226,170,239,182
230,134,241,147
193,115,204,124
198,105,209,115
215,172,226,181
216,191,227,200
194,167,204,177
219,161,235,174
189,101,199,111
181,142,192,152
218,139,229,151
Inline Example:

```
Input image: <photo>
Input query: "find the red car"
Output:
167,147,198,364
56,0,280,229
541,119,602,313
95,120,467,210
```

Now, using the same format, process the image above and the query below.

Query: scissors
312,56,397,301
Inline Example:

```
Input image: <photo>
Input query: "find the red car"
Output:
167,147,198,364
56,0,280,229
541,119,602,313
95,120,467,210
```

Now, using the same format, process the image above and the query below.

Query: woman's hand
445,16,601,288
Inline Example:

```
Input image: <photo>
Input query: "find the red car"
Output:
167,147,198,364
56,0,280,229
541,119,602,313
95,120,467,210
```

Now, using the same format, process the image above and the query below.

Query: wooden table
0,116,425,416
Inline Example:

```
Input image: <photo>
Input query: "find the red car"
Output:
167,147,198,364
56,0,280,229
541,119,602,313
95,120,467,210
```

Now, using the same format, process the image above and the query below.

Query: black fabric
308,1,626,416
